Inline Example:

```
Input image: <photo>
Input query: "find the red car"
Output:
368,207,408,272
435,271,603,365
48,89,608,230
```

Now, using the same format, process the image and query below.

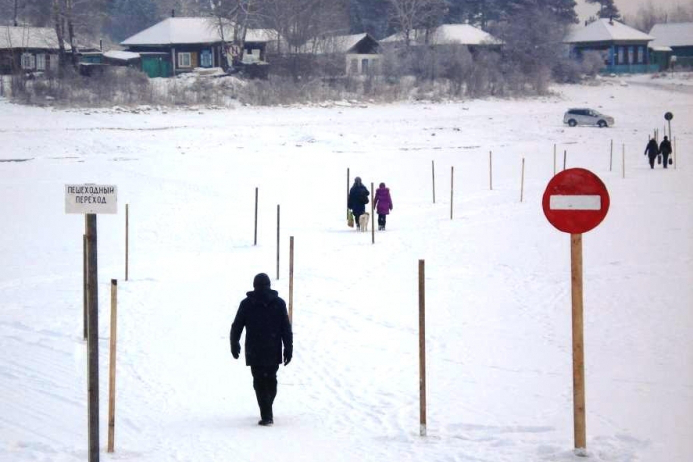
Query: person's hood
246,288,279,304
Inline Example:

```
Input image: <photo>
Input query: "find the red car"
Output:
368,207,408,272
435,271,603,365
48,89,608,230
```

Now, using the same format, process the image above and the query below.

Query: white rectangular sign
550,195,601,211
65,184,118,214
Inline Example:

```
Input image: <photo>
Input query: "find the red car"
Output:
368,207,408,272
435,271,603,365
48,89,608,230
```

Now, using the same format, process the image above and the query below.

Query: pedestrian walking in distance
659,136,673,169
644,138,659,169
373,182,393,230
348,176,370,230
231,273,293,426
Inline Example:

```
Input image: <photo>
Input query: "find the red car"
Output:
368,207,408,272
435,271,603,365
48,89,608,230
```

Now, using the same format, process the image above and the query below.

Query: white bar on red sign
549,195,601,211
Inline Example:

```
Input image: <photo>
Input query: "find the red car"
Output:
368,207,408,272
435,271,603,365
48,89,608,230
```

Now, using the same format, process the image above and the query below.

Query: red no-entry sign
542,168,610,234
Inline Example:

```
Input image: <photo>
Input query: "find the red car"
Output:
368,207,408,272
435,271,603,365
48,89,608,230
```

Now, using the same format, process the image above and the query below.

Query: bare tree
387,0,448,47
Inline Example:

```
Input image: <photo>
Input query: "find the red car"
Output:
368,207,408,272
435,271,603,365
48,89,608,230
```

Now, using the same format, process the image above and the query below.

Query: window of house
349,59,358,74
21,53,35,70
637,46,644,63
177,52,192,68
36,54,46,71
200,49,212,67
628,46,634,65
617,47,624,64
361,59,369,74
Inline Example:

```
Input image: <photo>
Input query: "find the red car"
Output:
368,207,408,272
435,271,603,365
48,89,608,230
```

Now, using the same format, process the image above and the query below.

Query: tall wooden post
674,137,677,170
520,158,525,202
563,150,567,171
418,259,427,437
125,204,129,281
254,188,258,246
609,140,613,172
431,161,436,204
489,151,493,190
371,183,375,244
450,166,454,220
86,214,100,462
553,144,557,176
668,120,672,140
346,169,350,219
107,279,118,453
83,234,88,341
571,234,587,452
289,236,294,323
276,205,280,280
622,144,625,179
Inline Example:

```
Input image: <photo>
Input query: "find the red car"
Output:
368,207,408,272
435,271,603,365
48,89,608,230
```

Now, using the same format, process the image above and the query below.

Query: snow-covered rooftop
381,24,502,46
103,50,140,61
649,22,693,48
564,18,653,44
121,18,274,46
0,26,63,50
303,33,377,55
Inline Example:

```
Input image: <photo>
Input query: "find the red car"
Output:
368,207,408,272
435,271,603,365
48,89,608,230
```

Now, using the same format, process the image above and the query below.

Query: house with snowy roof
648,22,693,70
298,33,380,75
381,24,502,51
0,26,65,74
564,18,657,74
120,17,276,78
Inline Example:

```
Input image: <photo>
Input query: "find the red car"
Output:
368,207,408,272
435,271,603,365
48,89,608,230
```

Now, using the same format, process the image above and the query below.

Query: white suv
563,108,615,128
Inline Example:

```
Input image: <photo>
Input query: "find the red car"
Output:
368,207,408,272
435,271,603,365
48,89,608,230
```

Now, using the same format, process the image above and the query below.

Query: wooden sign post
289,236,294,323
520,158,525,202
125,204,129,281
346,169,350,219
107,279,118,453
622,144,625,179
418,259,427,437
66,184,118,462
674,137,677,169
553,144,557,176
489,151,493,190
542,169,610,455
563,150,567,171
609,140,613,172
83,234,88,341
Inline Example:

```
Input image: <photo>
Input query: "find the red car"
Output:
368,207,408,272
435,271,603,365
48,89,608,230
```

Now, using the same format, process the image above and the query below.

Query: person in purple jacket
373,182,393,230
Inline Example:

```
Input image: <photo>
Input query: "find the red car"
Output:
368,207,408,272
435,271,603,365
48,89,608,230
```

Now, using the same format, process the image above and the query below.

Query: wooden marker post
276,205,280,280
431,161,436,204
570,234,586,451
418,259,427,437
107,279,118,453
86,214,100,462
346,169,350,219
520,158,525,202
542,169,610,455
289,236,294,323
674,137,677,169
622,144,625,179
553,144,557,176
125,204,129,281
489,151,493,190
83,234,88,341
254,188,258,246
371,182,375,244
563,150,567,171
609,140,613,172
450,166,454,220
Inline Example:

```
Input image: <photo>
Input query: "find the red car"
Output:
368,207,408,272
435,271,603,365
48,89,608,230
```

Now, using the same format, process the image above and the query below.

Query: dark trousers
648,155,656,169
251,365,279,421
663,153,670,168
378,214,387,229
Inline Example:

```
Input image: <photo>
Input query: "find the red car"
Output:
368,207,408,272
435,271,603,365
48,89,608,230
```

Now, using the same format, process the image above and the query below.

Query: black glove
231,344,240,359
283,349,292,366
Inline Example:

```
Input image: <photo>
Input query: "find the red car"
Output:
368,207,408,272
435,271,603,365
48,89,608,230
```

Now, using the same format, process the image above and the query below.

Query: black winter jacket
348,183,370,215
230,289,293,366
659,139,672,155
645,140,659,157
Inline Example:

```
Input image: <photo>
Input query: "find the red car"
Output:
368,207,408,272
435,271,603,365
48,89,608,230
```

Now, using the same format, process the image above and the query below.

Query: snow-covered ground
1,78,691,462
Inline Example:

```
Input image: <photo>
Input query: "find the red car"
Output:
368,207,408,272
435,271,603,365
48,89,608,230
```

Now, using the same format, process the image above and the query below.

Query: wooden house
564,18,657,74
381,24,502,52
305,33,381,75
121,17,274,78
0,26,64,74
649,22,693,70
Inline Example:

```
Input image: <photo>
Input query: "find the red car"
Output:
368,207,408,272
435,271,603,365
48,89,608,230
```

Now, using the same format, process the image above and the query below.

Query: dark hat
253,273,271,290
379,182,385,188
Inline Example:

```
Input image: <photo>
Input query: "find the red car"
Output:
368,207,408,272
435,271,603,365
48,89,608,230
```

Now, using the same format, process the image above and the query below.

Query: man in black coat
348,176,370,229
230,273,293,426
659,136,673,169
644,139,659,169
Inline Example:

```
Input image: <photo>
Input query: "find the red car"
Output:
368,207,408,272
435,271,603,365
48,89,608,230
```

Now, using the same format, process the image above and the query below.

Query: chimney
99,39,102,51
171,9,175,18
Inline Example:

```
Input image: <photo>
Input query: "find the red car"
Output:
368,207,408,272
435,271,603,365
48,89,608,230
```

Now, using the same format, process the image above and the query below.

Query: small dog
358,212,370,232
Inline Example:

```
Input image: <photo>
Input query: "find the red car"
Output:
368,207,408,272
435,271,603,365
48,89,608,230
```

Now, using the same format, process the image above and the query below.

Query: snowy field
0,76,691,462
